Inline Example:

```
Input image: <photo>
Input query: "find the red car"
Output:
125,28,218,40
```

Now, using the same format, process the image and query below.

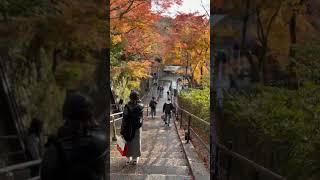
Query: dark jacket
40,125,107,180
163,102,174,114
120,100,144,141
149,100,157,109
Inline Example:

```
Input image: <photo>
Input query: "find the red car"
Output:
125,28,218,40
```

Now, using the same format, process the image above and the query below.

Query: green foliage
179,87,210,120
291,38,320,82
223,84,320,179
0,0,44,17
199,74,210,88
55,62,95,89
178,87,210,143
111,42,123,66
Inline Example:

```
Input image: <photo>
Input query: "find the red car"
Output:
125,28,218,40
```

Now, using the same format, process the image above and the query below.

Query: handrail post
186,115,191,143
180,110,183,129
112,116,117,141
214,145,220,180
226,141,233,180
147,106,149,117
5,172,14,180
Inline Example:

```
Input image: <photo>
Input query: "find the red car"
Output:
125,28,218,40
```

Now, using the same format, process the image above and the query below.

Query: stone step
110,173,190,180
111,150,186,159
110,164,190,176
111,146,183,153
111,157,188,167
111,141,182,149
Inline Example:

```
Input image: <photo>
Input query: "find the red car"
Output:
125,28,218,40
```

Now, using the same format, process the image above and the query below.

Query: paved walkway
110,81,191,179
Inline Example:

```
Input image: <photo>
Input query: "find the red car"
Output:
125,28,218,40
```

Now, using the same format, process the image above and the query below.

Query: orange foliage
110,0,209,84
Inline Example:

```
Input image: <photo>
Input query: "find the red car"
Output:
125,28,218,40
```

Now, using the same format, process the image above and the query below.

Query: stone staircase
110,114,192,180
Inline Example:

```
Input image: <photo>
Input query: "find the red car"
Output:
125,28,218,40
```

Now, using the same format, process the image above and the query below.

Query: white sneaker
132,157,139,165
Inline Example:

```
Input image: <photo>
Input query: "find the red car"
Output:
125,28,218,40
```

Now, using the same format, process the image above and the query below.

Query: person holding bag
120,90,144,165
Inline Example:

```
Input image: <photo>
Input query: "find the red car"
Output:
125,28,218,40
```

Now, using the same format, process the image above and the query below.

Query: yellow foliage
112,35,122,44
127,60,152,80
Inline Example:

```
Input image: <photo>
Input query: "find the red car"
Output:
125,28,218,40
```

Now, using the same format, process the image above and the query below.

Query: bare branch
256,7,265,43
201,0,210,18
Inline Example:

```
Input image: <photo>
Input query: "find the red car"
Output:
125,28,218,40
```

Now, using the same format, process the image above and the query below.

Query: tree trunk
289,11,297,57
241,0,251,50
258,45,267,84
245,52,259,82
288,11,299,89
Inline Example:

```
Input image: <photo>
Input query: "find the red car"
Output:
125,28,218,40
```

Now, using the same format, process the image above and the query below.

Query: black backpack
121,105,143,141
149,100,156,108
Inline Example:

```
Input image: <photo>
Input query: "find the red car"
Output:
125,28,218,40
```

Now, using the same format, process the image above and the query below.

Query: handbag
161,114,165,121
116,135,128,156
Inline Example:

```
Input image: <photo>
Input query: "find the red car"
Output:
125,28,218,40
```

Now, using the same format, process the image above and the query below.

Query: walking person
26,118,43,177
41,92,107,180
121,90,144,165
149,97,157,119
163,98,175,127
159,86,163,98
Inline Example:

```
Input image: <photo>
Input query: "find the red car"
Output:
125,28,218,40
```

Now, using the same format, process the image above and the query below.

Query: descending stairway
110,83,192,180
110,117,191,180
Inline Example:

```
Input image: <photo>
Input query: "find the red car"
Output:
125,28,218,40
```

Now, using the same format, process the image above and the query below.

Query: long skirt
126,128,141,158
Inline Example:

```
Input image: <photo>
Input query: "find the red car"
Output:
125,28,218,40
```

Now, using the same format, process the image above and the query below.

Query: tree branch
266,2,282,39
201,0,210,18
256,7,265,44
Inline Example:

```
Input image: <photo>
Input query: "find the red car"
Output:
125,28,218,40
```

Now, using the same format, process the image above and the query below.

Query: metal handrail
29,177,40,180
110,112,123,117
213,142,285,180
0,160,41,174
175,105,210,126
109,86,154,141
175,98,285,180
190,127,210,151
174,103,210,152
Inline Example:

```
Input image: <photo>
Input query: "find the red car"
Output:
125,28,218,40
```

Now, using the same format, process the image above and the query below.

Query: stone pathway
110,82,192,180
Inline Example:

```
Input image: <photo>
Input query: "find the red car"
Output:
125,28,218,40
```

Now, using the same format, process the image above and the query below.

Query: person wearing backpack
40,92,107,180
149,97,157,119
163,98,175,127
120,90,144,165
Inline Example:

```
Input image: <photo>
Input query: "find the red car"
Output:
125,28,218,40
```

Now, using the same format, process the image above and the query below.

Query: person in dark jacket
120,90,144,165
149,97,157,119
163,99,175,127
40,92,107,180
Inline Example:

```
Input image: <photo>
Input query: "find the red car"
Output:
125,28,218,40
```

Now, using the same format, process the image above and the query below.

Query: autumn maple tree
110,0,210,100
